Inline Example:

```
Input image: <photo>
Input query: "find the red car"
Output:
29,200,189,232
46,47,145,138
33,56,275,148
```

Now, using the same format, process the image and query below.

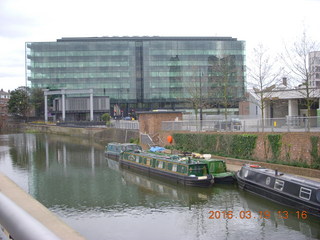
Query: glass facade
26,37,245,112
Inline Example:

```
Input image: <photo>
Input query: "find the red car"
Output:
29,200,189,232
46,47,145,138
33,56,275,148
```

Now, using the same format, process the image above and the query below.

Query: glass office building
26,36,245,114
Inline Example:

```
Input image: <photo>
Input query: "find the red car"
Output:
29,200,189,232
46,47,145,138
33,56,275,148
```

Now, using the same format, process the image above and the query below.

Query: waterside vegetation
171,133,320,170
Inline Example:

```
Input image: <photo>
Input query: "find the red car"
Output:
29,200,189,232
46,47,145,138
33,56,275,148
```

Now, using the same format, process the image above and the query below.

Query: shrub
267,134,282,160
172,133,257,159
101,113,111,126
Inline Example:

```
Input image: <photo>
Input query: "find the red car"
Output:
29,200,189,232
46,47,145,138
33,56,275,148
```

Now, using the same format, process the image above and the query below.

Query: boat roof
201,159,225,163
108,143,140,147
243,164,320,189
128,151,207,165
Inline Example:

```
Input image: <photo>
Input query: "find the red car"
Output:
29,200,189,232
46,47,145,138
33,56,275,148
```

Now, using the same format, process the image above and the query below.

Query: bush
101,113,111,126
267,134,282,160
310,136,320,168
172,133,257,159
101,113,111,122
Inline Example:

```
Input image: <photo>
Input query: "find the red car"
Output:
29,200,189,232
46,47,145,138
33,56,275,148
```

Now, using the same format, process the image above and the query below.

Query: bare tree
248,44,282,130
282,30,319,118
208,55,240,121
185,66,207,129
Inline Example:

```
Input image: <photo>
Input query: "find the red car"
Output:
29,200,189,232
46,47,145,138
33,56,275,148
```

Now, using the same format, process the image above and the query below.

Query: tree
208,55,240,121
30,88,44,118
248,44,282,131
185,66,207,130
282,30,319,118
8,88,31,120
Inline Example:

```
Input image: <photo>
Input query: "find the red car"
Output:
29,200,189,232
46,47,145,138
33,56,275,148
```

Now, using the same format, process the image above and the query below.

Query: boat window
266,177,271,185
189,165,206,176
136,156,140,163
172,164,177,172
316,190,320,202
299,187,312,200
274,179,285,191
158,161,163,168
244,169,249,178
178,165,186,173
146,159,151,166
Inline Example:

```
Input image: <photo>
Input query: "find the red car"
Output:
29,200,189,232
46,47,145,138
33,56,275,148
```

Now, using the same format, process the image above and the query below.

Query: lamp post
199,70,203,131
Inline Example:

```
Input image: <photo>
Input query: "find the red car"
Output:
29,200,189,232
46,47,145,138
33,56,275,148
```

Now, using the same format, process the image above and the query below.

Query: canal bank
23,123,139,144
1,132,320,240
0,173,85,240
22,124,320,181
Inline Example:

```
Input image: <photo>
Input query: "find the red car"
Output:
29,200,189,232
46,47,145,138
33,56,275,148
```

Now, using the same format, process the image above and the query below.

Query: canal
0,133,319,240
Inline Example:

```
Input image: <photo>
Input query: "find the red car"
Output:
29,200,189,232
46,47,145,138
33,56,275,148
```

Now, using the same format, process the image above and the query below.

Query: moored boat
177,153,235,183
236,164,320,218
120,150,214,187
105,143,142,160
199,159,236,183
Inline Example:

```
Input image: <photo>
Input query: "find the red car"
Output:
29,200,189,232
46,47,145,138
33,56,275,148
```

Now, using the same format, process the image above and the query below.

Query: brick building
0,89,10,116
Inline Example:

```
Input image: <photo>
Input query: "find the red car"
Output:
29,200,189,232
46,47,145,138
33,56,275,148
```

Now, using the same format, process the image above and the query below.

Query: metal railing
0,193,61,240
162,116,320,132
54,120,139,130
112,120,139,130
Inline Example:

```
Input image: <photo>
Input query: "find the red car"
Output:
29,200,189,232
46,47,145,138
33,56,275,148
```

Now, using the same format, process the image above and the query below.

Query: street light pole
199,70,203,131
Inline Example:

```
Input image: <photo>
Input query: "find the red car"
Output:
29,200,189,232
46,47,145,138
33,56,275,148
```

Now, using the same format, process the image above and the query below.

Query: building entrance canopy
44,89,94,122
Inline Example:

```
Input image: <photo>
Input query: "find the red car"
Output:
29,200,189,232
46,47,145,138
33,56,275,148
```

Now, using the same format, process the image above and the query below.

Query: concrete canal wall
23,124,139,144
0,173,85,240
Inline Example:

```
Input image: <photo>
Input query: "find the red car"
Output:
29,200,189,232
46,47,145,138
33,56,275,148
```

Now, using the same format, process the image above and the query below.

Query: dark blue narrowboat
236,164,320,218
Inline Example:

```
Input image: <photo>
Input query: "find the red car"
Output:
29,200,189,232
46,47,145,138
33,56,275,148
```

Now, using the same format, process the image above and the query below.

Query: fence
112,120,139,130
55,120,139,130
162,116,320,132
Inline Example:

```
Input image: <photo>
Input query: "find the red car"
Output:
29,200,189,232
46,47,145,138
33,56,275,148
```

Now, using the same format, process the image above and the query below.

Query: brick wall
157,131,320,164
138,112,182,136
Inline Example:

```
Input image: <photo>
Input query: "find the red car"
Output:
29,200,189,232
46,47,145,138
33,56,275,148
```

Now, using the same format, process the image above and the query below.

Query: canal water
0,133,319,240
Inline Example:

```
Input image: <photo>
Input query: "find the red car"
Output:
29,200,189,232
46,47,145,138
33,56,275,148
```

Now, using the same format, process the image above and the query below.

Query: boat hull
120,158,214,187
214,174,236,184
105,152,120,161
236,170,320,218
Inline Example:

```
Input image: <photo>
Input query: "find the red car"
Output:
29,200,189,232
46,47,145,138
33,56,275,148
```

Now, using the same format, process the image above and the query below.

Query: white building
309,51,320,88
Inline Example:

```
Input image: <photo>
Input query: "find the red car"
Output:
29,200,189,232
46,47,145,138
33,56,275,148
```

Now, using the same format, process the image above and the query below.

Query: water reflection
0,133,319,240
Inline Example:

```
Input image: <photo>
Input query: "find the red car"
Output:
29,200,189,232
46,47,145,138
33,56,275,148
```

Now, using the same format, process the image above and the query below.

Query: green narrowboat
199,159,236,183
120,151,214,187
105,143,142,160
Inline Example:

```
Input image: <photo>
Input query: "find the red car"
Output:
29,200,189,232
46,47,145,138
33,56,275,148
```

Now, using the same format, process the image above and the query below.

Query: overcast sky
1,0,319,91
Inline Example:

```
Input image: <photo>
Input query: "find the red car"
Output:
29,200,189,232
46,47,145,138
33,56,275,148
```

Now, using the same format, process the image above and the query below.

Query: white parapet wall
0,173,85,240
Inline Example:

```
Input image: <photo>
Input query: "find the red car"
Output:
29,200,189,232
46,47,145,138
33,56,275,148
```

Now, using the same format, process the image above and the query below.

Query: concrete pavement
0,173,85,240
